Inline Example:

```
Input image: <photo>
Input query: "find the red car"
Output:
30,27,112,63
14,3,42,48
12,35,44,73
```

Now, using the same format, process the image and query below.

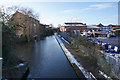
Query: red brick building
60,22,100,32
10,11,44,42
60,22,87,32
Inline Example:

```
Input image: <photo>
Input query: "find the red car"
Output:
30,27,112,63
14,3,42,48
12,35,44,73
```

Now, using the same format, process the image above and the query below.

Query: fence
59,32,73,43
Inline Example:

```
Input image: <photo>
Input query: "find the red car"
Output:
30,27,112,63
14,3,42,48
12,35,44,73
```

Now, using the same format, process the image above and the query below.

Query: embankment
55,33,96,80
59,32,120,79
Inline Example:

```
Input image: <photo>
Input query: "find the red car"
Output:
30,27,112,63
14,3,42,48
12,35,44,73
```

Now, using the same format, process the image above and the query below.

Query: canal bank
55,34,86,79
2,42,35,79
58,32,120,79
3,35,79,79
55,34,96,79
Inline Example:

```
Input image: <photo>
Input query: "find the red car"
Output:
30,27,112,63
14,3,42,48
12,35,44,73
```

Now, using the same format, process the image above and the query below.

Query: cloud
81,8,92,11
62,9,75,13
81,3,114,11
90,3,113,9
1,0,119,2
71,18,80,22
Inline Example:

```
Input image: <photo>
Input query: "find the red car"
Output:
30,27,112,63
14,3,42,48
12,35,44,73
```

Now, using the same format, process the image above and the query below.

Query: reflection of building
10,11,44,42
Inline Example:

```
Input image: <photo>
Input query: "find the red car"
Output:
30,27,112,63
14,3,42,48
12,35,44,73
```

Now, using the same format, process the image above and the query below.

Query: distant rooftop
87,25,100,29
63,24,86,27
62,22,86,26
65,22,84,25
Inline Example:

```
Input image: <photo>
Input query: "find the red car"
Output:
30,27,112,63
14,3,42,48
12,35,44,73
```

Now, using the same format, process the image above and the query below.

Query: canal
28,35,78,78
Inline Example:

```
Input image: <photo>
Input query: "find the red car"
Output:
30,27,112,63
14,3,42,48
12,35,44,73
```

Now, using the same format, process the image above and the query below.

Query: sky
0,1,119,27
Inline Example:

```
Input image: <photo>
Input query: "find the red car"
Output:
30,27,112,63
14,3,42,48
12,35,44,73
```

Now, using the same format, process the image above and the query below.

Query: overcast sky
0,0,119,27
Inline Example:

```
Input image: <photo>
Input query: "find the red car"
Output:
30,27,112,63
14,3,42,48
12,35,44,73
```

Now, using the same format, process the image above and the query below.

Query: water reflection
28,35,78,78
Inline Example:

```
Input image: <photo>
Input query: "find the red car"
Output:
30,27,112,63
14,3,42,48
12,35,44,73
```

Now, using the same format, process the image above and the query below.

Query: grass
69,43,98,67
69,36,118,79
59,33,119,79
69,42,119,79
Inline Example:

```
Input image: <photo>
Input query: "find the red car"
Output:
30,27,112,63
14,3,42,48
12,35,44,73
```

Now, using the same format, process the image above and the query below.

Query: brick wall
11,11,42,42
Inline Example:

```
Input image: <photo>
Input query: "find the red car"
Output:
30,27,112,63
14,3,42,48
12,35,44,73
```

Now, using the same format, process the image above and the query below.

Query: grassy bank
59,32,118,79
71,36,118,79
70,43,98,67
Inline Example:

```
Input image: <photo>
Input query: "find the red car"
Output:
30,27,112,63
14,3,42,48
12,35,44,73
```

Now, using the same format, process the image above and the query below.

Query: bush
114,30,120,36
2,22,21,68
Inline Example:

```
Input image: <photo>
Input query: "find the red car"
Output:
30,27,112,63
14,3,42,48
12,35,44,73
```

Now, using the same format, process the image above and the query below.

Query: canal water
28,35,78,78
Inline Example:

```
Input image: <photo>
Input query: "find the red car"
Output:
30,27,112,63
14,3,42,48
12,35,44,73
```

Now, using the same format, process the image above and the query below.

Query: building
109,24,120,28
87,25,100,31
100,26,112,31
10,11,43,42
60,22,100,36
97,24,120,32
41,24,49,28
60,22,87,35
60,22,87,31
97,23,104,27
109,25,120,32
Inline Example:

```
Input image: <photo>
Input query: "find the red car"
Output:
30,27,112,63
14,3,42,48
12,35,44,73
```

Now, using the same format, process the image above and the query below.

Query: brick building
10,11,44,42
97,23,120,31
60,22,100,34
60,22,87,32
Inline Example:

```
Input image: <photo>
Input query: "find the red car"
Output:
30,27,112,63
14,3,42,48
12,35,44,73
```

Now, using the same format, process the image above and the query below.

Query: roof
87,25,100,29
109,25,120,27
13,11,40,22
97,23,104,27
65,22,84,24
62,23,86,27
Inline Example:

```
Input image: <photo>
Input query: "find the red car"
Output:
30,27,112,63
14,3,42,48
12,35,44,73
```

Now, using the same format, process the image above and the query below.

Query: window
34,24,36,33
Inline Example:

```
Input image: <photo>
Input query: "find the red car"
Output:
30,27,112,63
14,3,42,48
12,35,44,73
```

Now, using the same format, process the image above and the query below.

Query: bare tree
18,6,39,19
49,24,54,28
58,24,61,28
0,6,11,23
0,5,40,22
